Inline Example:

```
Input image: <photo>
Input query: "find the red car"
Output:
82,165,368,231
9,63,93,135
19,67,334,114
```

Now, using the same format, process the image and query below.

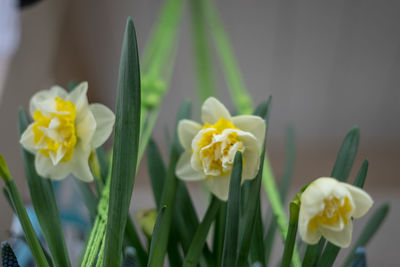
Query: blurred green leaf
18,108,70,267
147,139,167,208
183,197,221,266
103,17,141,266
353,160,368,188
213,202,227,267
221,152,243,267
147,101,191,267
281,201,300,267
343,203,390,267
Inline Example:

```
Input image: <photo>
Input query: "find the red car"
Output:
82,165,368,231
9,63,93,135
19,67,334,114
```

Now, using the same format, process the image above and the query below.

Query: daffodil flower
175,97,265,201
299,177,373,248
20,82,115,182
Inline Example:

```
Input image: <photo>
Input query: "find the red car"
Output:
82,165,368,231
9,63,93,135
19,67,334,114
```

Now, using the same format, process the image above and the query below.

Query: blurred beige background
0,0,399,265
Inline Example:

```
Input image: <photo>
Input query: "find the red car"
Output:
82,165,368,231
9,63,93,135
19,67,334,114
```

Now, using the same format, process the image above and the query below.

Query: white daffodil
299,177,373,248
20,82,115,182
175,97,265,201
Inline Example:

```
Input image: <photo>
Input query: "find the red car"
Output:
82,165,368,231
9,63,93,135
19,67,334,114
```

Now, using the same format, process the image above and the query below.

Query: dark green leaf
18,108,70,267
353,160,368,188
213,202,227,267
331,125,360,182
147,139,167,208
281,202,300,267
148,206,166,263
221,152,243,267
183,197,221,267
147,101,191,267
103,17,142,266
342,203,390,267
125,217,149,267
302,239,325,267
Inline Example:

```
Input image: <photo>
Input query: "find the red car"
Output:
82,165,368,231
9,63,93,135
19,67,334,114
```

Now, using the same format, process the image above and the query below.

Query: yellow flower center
32,97,77,162
196,118,244,177
308,196,353,231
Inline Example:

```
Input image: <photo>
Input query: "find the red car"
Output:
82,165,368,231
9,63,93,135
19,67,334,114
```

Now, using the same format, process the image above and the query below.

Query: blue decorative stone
1,242,19,267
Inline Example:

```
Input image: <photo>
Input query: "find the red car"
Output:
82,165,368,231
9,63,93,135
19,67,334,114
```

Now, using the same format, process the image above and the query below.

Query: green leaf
18,108,71,267
202,0,253,114
342,203,390,267
103,17,141,266
213,202,227,267
302,239,325,267
353,160,368,188
148,206,166,262
147,139,167,208
221,152,243,267
183,197,221,267
331,125,360,182
125,217,149,267
147,101,191,267
189,0,217,102
4,179,50,267
281,201,300,267
73,179,98,220
249,203,265,265
279,126,296,202
236,100,270,266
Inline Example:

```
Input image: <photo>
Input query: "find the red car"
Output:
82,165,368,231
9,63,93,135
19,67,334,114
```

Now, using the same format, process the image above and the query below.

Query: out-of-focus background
0,0,399,265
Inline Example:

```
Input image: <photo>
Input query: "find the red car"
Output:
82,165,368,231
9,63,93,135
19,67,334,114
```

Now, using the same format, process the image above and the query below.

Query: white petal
176,152,205,181
178,120,202,151
298,206,322,245
29,86,68,116
76,108,97,149
67,82,88,114
201,97,231,124
342,183,373,218
20,124,38,154
232,115,265,149
72,159,94,182
35,153,73,180
204,175,231,201
320,221,353,248
242,148,260,181
90,103,115,148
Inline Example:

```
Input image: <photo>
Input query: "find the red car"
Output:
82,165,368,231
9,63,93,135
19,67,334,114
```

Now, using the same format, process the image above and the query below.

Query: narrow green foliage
189,0,216,102
302,239,325,267
281,199,300,267
213,202,227,267
279,126,296,202
249,203,265,265
148,206,166,264
183,197,221,267
0,155,11,182
103,17,141,266
147,139,167,207
342,203,390,267
236,100,270,266
221,152,243,267
331,125,360,182
96,147,110,183
4,179,49,267
202,0,253,114
353,160,368,188
18,108,71,267
147,101,192,267
125,218,148,267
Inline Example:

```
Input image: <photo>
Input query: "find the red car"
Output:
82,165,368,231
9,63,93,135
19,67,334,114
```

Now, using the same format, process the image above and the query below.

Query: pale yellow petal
29,86,68,116
232,115,265,149
176,152,205,181
204,175,230,201
35,153,73,180
298,207,322,245
90,103,115,148
178,120,202,151
319,221,353,248
201,97,231,124
76,108,96,149
67,81,88,114
19,124,37,154
342,183,373,218
242,148,260,181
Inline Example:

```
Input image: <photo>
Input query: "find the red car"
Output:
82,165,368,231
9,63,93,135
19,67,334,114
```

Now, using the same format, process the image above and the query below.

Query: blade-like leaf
342,203,390,267
213,202,227,267
103,17,141,266
221,152,243,267
147,139,167,208
18,108,70,267
281,201,300,267
147,101,191,267
331,125,360,182
183,197,221,267
353,160,368,188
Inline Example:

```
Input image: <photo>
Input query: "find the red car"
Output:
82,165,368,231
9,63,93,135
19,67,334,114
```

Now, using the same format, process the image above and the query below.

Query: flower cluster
20,82,115,182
